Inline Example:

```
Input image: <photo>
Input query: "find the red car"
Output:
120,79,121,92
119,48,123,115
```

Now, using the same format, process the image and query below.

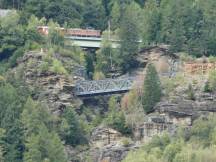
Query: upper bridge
65,36,120,48
74,77,135,96
37,26,142,49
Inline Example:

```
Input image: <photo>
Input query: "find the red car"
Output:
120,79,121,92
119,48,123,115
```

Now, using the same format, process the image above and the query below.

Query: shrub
39,61,49,73
50,59,67,74
59,46,85,65
61,107,87,146
93,71,105,80
8,48,24,67
187,84,195,100
105,97,132,135
208,55,216,63
0,75,5,82
162,78,177,96
179,52,195,62
123,116,216,162
204,81,211,92
208,70,216,91
121,137,132,147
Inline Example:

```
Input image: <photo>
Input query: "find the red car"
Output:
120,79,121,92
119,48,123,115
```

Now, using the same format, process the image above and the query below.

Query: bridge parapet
75,77,135,96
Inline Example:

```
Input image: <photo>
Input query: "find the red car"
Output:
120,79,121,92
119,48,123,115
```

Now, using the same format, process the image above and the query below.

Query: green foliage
93,71,105,80
82,0,107,30
123,115,216,162
207,70,216,91
121,137,132,147
24,125,67,162
141,0,161,46
0,12,25,60
162,73,186,97
204,81,211,92
105,96,131,135
0,147,3,162
50,59,67,74
190,115,216,146
8,48,25,68
60,107,87,146
59,46,85,65
39,52,68,75
24,15,45,50
21,98,55,137
187,84,195,100
163,141,183,162
118,2,141,72
22,98,67,162
1,1,216,161
95,31,116,75
0,83,24,162
47,20,64,48
1,0,216,56
110,2,121,30
208,55,216,63
173,146,216,162
179,52,195,62
142,63,162,113
159,0,216,56
0,129,5,162
24,0,82,27
85,53,95,79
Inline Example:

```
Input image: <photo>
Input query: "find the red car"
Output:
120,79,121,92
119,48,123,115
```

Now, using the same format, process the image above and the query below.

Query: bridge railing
74,77,135,96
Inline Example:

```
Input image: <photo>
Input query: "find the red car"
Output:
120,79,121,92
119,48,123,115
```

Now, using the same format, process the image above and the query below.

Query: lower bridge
74,77,135,96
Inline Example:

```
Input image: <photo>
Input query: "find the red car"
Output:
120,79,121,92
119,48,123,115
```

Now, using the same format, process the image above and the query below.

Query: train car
66,28,101,38
37,26,101,38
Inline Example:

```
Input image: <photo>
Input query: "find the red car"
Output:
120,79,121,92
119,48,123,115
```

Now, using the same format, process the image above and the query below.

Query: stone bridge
74,77,135,96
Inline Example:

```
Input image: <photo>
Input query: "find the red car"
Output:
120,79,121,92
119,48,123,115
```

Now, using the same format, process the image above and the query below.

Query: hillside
0,0,216,162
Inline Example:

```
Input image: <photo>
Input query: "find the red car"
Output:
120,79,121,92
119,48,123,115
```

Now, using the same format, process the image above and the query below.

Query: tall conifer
142,63,162,113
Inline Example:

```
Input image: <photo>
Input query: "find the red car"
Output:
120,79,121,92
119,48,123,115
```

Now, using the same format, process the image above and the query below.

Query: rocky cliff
10,49,216,162
12,51,83,114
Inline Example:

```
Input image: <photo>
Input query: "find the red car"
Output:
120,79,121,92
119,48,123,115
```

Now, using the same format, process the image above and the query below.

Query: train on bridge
37,26,101,38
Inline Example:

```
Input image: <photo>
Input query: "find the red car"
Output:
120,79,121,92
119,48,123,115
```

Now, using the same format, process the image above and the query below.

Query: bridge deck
74,77,135,96
65,36,120,48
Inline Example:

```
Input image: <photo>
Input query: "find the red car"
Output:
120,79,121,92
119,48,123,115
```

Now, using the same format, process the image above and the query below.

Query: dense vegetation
1,0,216,72
123,115,216,162
0,0,216,162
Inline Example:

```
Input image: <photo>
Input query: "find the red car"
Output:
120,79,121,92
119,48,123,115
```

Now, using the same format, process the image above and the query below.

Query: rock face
14,51,82,114
12,49,216,162
66,126,139,162
132,91,216,142
137,45,180,76
88,126,136,162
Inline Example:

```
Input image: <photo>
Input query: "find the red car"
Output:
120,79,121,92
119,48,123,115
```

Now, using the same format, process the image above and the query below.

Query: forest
0,0,216,162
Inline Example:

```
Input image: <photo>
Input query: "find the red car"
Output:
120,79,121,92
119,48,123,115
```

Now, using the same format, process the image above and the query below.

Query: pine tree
0,84,24,162
95,31,114,75
118,2,141,72
22,98,67,162
61,107,86,146
141,0,161,46
21,98,54,137
24,125,67,162
0,148,3,162
0,129,4,162
142,63,162,113
106,97,131,134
